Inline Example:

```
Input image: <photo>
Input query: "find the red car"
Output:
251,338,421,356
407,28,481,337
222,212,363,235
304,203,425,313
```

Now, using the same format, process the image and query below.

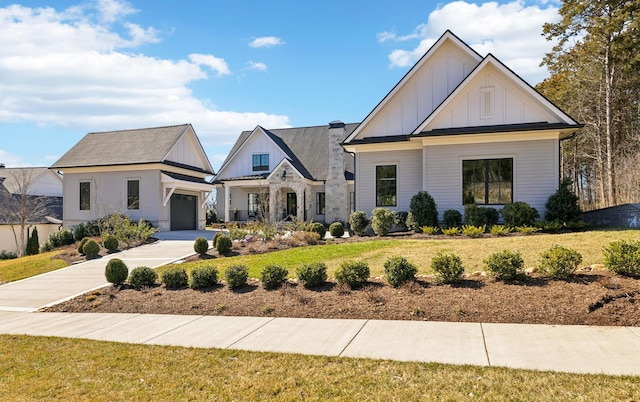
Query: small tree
25,227,39,256
545,178,581,223
410,191,438,227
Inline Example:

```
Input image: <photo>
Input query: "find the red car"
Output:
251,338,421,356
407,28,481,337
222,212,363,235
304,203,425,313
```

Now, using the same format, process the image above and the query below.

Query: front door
286,192,296,219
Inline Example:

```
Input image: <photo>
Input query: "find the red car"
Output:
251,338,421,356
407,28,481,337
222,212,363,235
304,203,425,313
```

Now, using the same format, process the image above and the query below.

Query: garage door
170,193,196,230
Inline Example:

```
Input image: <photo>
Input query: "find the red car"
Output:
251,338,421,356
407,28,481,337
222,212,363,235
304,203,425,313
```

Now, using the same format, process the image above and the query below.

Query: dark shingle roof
221,123,359,181
51,124,191,168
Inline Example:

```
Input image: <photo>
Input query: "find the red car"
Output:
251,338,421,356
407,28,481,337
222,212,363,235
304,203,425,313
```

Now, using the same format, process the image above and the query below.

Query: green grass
159,228,640,279
1,335,639,401
0,251,67,282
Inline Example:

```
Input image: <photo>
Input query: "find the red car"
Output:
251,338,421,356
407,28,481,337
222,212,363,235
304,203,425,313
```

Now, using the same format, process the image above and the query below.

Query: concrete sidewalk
0,311,638,376
0,239,197,312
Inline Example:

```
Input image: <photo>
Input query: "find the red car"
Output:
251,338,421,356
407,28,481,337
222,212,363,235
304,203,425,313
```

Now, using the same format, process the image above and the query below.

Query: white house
213,123,357,223
51,124,214,231
342,30,582,219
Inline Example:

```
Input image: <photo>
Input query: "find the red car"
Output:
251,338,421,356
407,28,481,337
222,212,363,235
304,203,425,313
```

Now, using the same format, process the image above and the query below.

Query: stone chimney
324,121,348,223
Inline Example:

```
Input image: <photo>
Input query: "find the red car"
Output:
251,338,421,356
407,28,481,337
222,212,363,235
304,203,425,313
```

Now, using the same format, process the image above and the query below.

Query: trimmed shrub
161,267,188,289
83,239,100,258
461,224,485,238
190,265,219,289
105,258,128,285
393,211,409,231
464,204,499,227
371,208,394,236
335,261,370,289
103,234,119,252
308,222,326,239
128,266,158,288
484,250,524,280
212,231,223,248
225,265,249,289
216,235,232,254
603,240,640,277
443,209,462,228
0,250,17,260
261,264,288,290
410,191,438,227
47,229,75,248
406,212,418,232
501,202,539,227
539,245,582,278
329,221,345,238
442,227,461,236
545,178,581,223
384,256,417,287
25,227,39,256
73,223,90,241
516,226,540,235
431,252,464,283
78,237,90,254
193,237,209,254
490,225,512,236
421,226,439,235
296,262,328,288
349,211,370,235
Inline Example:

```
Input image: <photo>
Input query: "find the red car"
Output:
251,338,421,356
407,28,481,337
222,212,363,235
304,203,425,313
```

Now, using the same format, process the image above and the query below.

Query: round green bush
261,264,288,290
329,221,344,238
371,208,394,236
545,178,581,223
216,235,232,254
103,234,119,252
78,237,90,254
105,258,128,285
431,252,464,283
296,262,328,288
349,211,370,235
500,202,539,227
83,239,100,258
443,209,462,228
128,266,158,287
335,261,370,289
189,265,218,289
410,191,438,227
212,231,223,248
603,240,640,277
484,250,524,280
384,256,417,287
225,265,249,289
193,237,209,254
393,211,409,231
308,222,326,239
539,245,582,278
161,267,188,289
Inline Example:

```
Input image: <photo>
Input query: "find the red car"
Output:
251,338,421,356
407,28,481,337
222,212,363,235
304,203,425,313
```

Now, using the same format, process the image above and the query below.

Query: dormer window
252,154,269,171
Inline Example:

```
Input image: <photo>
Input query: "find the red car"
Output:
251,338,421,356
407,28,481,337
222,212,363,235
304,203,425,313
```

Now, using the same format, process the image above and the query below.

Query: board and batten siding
217,131,287,180
62,170,161,227
425,139,559,220
164,130,210,171
356,149,423,214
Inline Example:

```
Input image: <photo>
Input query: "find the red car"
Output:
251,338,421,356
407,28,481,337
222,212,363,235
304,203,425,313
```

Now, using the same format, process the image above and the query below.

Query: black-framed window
127,180,140,210
376,165,397,207
316,192,325,215
252,154,269,171
79,181,90,210
463,158,513,205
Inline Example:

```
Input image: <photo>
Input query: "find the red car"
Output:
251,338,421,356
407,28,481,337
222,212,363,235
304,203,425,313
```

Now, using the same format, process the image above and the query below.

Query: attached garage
170,193,197,230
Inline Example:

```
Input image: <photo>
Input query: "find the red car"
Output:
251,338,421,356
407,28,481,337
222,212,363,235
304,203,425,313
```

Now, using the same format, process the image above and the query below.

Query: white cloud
379,0,560,84
189,53,231,76
0,2,289,149
249,36,284,48
247,61,268,71
0,149,25,167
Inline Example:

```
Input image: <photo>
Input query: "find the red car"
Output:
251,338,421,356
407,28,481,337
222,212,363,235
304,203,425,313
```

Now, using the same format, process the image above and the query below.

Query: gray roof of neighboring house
220,123,359,182
51,124,194,169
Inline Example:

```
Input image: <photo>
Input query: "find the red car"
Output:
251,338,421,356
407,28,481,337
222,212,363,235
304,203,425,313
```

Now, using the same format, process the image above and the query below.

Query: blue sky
0,0,562,170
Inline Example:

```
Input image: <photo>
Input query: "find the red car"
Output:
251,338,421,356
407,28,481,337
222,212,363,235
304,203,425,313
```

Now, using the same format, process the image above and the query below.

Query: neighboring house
342,30,582,220
0,166,63,254
213,123,358,223
51,124,214,231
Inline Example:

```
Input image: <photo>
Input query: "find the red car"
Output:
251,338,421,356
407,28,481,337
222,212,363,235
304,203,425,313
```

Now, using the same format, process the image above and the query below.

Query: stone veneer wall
324,121,348,223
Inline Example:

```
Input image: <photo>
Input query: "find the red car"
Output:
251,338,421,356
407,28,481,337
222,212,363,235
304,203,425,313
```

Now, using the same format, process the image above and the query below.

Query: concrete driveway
153,230,221,241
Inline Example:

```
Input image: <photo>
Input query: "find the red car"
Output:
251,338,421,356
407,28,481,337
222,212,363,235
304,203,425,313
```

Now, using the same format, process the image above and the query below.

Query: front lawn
0,251,67,283
1,335,638,401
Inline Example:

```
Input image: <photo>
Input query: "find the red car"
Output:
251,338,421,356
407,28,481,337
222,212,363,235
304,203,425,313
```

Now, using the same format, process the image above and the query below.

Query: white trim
160,173,213,207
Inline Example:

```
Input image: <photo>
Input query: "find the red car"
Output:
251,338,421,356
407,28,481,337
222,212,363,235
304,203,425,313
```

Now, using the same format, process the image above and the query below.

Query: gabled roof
217,123,358,182
51,124,214,174
0,167,63,197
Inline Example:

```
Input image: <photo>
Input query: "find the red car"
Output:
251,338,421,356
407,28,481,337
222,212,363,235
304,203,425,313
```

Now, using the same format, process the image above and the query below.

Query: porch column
224,185,230,222
296,187,304,222
269,186,277,223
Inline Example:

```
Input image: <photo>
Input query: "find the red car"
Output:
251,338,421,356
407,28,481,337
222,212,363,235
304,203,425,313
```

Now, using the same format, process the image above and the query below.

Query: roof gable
414,54,579,134
344,30,482,143
51,124,214,174
0,167,63,197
